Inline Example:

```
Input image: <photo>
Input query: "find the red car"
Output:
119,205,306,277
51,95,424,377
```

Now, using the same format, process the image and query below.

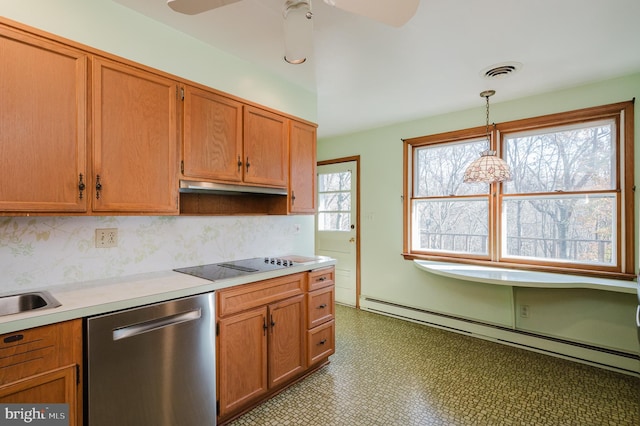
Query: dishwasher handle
112,309,202,341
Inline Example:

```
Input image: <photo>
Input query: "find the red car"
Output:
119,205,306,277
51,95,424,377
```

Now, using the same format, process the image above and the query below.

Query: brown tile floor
229,304,640,425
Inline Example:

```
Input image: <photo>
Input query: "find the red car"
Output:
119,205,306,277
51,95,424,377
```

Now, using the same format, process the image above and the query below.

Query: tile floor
228,304,640,426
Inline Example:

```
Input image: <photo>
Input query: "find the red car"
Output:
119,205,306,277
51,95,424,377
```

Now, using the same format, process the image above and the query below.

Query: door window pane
318,192,351,211
317,212,351,232
318,170,352,231
318,172,351,192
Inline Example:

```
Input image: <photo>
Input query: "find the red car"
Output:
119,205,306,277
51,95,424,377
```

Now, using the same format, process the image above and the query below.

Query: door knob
349,237,355,243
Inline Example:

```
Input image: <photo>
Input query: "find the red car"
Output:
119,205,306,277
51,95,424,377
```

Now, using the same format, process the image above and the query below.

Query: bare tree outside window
318,171,351,231
503,121,616,265
412,139,491,254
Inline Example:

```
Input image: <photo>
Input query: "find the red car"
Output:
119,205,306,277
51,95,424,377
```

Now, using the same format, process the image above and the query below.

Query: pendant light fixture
463,90,512,183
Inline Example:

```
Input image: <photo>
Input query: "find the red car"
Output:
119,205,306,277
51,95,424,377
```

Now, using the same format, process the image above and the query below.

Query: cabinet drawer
307,320,335,366
218,273,305,317
0,321,79,384
307,267,334,291
307,286,335,329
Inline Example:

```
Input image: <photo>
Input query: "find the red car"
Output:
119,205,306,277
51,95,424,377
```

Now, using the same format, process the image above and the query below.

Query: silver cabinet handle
113,309,201,341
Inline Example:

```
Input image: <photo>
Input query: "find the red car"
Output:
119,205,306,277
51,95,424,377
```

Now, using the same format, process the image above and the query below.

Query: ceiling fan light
283,1,313,65
322,0,419,27
285,56,307,65
166,0,241,15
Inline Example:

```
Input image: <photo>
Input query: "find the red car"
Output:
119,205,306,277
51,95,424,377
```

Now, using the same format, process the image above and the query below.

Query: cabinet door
0,26,87,212
182,86,243,183
243,106,288,187
288,120,317,214
218,307,268,417
92,57,178,213
0,365,77,426
268,294,306,387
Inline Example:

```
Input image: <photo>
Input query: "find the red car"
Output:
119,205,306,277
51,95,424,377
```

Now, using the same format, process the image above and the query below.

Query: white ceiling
114,0,640,138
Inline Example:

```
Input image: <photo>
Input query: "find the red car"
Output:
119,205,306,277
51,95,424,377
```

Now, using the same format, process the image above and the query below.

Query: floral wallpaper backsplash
0,215,314,294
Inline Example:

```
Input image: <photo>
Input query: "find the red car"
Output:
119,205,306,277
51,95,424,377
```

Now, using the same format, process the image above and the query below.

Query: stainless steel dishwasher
86,292,217,426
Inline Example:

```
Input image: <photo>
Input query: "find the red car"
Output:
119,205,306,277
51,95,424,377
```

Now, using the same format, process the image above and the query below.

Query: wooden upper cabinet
289,120,317,214
243,106,288,188
92,57,178,214
182,86,243,183
0,26,87,213
0,20,316,216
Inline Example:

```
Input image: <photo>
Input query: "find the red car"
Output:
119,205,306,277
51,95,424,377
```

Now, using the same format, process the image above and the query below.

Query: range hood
179,180,288,196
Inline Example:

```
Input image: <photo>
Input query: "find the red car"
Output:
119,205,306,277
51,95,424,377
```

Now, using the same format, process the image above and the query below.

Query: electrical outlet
519,304,530,318
96,228,118,248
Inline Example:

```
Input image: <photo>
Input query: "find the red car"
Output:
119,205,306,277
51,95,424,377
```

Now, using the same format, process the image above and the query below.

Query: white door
316,160,358,306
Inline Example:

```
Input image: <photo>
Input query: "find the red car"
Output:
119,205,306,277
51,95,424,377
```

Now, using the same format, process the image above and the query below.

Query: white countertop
414,260,637,294
0,257,336,334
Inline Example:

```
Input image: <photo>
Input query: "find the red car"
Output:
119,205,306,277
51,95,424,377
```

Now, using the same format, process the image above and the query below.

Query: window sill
414,260,637,294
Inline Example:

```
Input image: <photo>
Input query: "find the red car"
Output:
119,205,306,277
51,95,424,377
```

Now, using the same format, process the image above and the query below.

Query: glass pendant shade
463,90,511,184
463,150,512,183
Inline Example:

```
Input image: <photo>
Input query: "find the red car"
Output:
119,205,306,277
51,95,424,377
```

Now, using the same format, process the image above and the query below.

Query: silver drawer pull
113,309,201,341
318,339,327,345
318,304,327,309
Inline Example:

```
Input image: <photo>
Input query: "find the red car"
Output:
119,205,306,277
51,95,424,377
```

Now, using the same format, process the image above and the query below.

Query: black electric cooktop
174,257,299,281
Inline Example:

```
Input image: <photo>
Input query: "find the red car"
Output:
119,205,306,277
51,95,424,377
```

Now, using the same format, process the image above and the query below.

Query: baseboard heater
361,297,640,376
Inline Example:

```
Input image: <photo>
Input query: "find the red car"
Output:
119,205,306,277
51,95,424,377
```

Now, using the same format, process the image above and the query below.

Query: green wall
318,73,640,355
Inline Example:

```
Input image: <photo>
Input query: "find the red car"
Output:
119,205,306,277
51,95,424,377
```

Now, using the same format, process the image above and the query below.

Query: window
317,170,352,231
403,101,635,279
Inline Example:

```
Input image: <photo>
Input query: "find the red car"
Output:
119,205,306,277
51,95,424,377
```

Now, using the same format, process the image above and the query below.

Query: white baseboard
360,297,640,377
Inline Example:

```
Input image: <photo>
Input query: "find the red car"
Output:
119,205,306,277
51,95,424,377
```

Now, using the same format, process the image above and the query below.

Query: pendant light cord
485,94,491,143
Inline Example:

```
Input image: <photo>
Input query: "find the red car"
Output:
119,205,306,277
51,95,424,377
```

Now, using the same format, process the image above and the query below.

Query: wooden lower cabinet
0,366,77,423
306,267,336,367
268,295,306,387
0,320,83,426
218,307,269,415
216,269,335,424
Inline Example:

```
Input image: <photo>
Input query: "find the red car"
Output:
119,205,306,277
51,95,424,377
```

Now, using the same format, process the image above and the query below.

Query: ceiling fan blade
167,0,242,15
323,0,419,27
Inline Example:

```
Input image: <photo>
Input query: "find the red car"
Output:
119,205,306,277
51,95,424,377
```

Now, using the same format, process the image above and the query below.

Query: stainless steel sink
0,291,61,316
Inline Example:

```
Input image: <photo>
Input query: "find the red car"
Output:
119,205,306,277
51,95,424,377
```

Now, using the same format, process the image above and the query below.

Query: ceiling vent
481,62,522,79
